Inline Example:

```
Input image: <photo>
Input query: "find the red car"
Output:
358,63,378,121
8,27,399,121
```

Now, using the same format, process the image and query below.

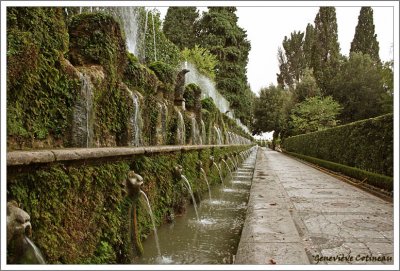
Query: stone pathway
235,147,394,265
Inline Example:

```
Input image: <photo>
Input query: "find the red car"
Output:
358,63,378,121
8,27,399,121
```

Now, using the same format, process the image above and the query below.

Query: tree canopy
350,7,380,63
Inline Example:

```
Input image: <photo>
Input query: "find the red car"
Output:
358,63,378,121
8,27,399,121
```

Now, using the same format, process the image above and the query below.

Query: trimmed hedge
283,114,393,177
284,151,393,192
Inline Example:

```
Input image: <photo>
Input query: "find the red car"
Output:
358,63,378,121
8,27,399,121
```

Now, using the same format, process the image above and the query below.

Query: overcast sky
155,4,394,95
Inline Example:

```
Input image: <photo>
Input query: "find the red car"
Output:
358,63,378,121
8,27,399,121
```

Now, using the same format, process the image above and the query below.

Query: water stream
212,162,224,184
72,72,94,148
221,159,232,177
139,190,161,258
137,149,257,264
200,167,212,200
181,175,199,221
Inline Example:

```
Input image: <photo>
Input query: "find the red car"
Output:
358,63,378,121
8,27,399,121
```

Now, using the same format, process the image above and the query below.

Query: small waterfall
72,72,94,148
214,126,222,145
139,190,161,258
151,11,157,61
228,157,236,171
200,120,206,145
183,62,251,134
191,117,201,145
221,159,232,176
20,236,46,264
114,7,140,56
177,111,186,145
200,167,211,200
142,10,149,62
181,175,199,220
129,91,141,146
212,162,224,184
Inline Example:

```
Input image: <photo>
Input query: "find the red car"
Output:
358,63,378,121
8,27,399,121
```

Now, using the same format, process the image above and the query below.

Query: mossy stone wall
7,146,249,264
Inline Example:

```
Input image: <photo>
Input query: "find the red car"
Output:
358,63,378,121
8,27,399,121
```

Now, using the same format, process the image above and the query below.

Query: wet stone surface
235,147,394,265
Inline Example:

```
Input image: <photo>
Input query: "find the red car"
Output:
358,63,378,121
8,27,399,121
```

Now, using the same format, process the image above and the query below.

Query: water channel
137,149,257,264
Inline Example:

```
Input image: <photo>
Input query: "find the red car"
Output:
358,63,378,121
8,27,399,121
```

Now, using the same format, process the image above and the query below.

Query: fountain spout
7,201,45,264
123,170,144,199
7,201,31,245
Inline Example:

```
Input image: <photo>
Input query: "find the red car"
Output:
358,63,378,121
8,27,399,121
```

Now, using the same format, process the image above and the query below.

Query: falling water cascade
23,237,46,264
139,190,161,258
200,167,212,200
221,159,232,177
151,10,157,61
71,72,94,148
181,175,199,221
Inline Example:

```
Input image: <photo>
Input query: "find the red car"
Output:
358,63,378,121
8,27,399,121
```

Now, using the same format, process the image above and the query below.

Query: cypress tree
311,7,340,95
163,7,199,50
350,7,380,63
303,23,315,69
197,7,252,125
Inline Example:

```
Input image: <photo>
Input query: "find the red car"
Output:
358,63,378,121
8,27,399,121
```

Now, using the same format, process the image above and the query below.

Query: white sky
155,3,395,95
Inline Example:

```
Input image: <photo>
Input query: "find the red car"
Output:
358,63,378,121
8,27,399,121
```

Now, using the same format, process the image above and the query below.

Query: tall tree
350,7,380,63
311,7,341,95
163,7,199,50
303,23,315,68
197,7,252,125
277,31,306,89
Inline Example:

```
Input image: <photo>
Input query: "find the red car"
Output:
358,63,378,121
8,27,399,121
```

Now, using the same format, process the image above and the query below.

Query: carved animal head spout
123,170,144,199
7,201,32,246
173,164,183,179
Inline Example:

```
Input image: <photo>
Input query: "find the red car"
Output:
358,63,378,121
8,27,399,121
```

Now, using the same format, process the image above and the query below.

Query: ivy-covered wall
7,145,249,264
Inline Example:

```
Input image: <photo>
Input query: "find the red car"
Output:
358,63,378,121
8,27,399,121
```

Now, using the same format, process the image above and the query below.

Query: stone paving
235,147,394,265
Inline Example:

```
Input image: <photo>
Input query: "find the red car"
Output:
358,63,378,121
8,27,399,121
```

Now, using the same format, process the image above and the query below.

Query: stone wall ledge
7,145,251,166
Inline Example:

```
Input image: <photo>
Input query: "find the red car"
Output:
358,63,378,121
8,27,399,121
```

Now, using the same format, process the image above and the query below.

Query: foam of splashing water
140,190,161,258
72,72,94,148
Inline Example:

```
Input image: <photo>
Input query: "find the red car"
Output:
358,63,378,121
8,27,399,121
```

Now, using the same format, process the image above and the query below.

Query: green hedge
283,114,393,177
284,151,393,192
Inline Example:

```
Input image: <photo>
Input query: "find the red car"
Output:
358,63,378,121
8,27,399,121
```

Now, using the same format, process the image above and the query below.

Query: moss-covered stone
7,7,79,150
7,146,249,264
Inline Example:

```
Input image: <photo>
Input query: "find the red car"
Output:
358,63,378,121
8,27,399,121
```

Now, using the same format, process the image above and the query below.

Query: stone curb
7,144,252,166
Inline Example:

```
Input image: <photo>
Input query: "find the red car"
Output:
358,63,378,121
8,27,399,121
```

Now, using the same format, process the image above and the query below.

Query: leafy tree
311,7,341,95
197,7,252,125
350,7,380,63
289,96,342,135
181,45,218,79
163,7,199,50
380,60,394,113
331,52,387,123
252,85,292,137
293,68,321,103
277,31,306,89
